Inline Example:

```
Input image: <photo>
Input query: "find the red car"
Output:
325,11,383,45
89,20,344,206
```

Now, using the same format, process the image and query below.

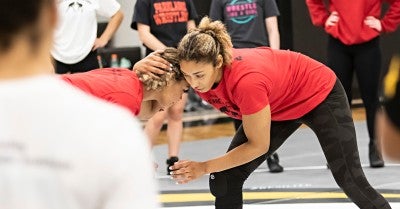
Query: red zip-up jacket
306,0,400,45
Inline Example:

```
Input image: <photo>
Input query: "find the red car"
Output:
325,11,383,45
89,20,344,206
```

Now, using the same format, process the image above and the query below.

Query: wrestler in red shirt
196,47,336,121
62,49,189,120
166,17,391,209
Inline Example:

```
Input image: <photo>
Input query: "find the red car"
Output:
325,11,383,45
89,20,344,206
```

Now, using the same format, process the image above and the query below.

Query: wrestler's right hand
132,50,172,79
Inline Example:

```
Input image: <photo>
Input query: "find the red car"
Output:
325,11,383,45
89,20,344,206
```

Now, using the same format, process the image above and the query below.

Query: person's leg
210,120,301,209
302,80,391,209
184,88,201,112
327,36,354,104
145,111,168,147
166,93,188,159
145,110,170,173
353,37,384,167
233,119,283,173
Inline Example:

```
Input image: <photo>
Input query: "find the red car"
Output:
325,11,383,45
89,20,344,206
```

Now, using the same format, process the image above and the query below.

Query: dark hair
177,17,233,67
0,0,53,51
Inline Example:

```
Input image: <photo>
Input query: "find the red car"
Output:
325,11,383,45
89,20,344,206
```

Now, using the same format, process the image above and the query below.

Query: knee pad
209,170,246,198
209,172,227,197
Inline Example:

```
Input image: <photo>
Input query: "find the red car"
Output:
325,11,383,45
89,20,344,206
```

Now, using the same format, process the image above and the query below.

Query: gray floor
153,121,400,208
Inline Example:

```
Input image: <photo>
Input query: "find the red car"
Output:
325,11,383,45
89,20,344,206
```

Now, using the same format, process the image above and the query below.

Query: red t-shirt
197,48,337,121
306,0,400,45
61,68,143,115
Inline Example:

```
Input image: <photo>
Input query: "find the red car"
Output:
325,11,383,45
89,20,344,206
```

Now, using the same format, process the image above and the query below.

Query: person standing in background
0,0,158,208
306,0,400,167
52,0,124,74
131,0,198,174
209,0,283,172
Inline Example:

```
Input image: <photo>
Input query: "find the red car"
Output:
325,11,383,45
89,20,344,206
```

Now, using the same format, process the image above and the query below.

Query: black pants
233,118,280,164
209,80,390,209
55,50,99,74
327,36,381,146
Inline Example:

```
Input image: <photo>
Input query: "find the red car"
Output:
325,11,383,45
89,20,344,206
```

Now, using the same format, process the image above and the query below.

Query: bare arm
265,16,280,49
171,105,271,183
204,105,271,172
137,23,167,51
93,10,124,50
137,100,162,120
187,20,196,31
136,20,194,75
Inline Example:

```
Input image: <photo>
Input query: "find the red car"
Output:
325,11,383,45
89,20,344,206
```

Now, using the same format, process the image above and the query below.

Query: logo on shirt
206,96,240,119
226,0,258,24
219,106,240,118
153,1,189,25
60,0,92,13
234,56,243,61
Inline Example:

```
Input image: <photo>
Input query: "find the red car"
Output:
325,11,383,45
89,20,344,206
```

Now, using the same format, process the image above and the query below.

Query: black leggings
55,50,99,74
327,36,381,146
209,80,391,209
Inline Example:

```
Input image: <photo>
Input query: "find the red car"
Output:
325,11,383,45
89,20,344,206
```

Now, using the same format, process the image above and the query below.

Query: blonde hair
137,47,184,90
177,17,233,67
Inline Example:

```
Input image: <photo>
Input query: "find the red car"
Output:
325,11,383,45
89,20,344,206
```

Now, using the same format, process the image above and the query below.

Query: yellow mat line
160,192,400,203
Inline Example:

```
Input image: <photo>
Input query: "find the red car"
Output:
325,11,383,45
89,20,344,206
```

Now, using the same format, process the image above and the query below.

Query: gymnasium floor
153,112,400,208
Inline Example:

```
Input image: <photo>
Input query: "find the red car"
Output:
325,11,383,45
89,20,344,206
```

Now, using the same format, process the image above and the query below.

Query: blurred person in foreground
378,53,400,162
0,1,158,208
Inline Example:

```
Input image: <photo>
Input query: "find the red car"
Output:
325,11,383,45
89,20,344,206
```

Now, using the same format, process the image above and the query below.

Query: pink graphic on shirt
226,0,257,24
153,1,189,25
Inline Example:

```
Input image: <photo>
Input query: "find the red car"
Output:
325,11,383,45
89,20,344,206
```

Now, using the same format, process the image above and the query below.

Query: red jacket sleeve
381,0,400,33
305,0,330,27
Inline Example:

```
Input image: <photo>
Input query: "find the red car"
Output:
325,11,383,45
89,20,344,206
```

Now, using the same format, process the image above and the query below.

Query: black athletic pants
327,36,381,146
55,50,99,74
209,79,391,209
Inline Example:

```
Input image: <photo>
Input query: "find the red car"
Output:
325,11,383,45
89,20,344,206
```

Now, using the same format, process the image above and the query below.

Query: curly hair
137,47,185,90
177,17,233,67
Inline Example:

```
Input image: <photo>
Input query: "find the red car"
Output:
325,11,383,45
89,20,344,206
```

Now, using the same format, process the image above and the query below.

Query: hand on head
133,50,172,79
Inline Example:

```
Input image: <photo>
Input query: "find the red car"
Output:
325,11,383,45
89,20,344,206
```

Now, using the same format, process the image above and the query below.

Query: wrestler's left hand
169,160,207,184
364,16,382,32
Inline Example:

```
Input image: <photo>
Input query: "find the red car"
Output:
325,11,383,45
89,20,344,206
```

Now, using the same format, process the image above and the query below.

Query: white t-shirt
0,75,159,209
51,0,120,64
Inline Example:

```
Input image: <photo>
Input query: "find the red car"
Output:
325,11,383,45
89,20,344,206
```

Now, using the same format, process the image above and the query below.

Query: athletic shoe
369,143,384,168
166,156,179,175
267,153,284,173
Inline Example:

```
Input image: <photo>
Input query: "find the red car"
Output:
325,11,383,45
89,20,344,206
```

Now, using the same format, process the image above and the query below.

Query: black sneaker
369,143,384,168
166,156,179,175
267,153,284,173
